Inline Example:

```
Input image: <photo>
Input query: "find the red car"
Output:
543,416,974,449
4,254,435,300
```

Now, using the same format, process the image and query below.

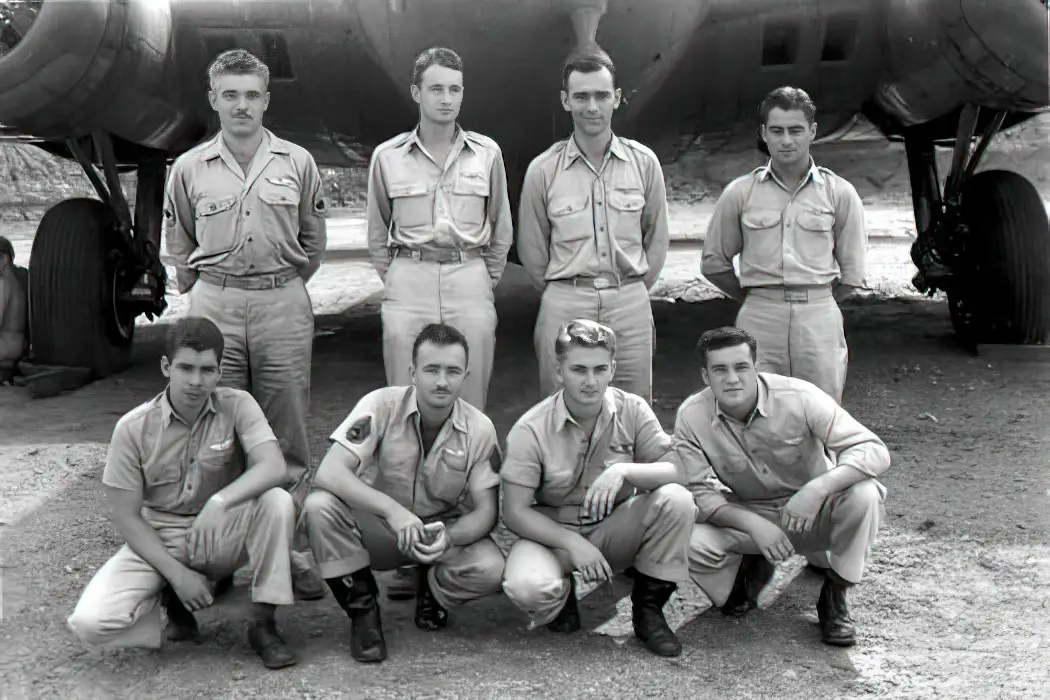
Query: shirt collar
554,388,618,431
712,375,771,427
403,386,469,434
563,132,629,170
200,128,288,162
159,388,217,427
756,156,824,189
407,124,471,155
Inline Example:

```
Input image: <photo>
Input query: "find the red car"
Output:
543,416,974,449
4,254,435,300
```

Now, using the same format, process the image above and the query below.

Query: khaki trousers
66,488,295,650
302,490,505,609
688,479,885,607
737,289,848,404
501,484,696,627
381,256,496,412
534,280,655,404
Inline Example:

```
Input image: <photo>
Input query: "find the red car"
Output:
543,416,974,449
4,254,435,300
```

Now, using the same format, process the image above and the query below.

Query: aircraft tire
28,198,134,376
947,170,1050,348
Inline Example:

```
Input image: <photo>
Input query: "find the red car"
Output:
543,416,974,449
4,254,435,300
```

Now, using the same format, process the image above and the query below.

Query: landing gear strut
27,132,168,376
907,104,1050,348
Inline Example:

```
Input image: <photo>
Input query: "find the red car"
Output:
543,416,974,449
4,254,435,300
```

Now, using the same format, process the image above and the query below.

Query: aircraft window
761,21,800,67
821,14,858,62
261,33,294,80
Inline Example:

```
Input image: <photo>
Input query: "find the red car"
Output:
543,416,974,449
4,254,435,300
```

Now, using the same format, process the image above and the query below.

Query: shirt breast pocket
389,182,433,229
450,174,489,227
548,195,591,246
143,460,182,489
194,195,239,255
740,208,783,262
260,179,302,220
794,208,836,266
427,446,470,504
607,188,645,247
767,435,806,466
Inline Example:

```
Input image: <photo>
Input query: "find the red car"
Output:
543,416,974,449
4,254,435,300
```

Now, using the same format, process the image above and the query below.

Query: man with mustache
701,87,868,404
516,53,670,406
164,49,328,600
302,323,505,663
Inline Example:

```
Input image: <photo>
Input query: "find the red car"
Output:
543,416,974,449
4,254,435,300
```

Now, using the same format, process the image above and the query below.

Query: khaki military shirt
500,387,675,526
365,126,513,284
701,159,867,289
516,134,670,289
103,387,279,528
164,128,328,293
673,373,890,522
330,386,501,520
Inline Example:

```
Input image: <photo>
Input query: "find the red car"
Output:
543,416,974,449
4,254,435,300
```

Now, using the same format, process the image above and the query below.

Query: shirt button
248,236,253,241
601,252,608,257
597,201,603,206
245,211,251,217
600,226,605,231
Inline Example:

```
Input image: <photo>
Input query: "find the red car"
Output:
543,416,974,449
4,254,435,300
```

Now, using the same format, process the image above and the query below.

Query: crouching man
67,317,299,669
674,327,890,647
303,323,505,663
499,320,696,658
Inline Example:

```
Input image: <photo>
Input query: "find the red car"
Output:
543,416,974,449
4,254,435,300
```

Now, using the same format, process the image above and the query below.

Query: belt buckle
784,288,808,303
593,277,611,290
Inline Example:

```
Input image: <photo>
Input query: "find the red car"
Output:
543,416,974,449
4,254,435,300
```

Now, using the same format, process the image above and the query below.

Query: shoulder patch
313,194,327,215
488,446,503,473
346,416,372,444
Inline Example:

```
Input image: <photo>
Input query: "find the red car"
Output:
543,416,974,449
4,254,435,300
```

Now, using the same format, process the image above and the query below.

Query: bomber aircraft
0,0,1047,377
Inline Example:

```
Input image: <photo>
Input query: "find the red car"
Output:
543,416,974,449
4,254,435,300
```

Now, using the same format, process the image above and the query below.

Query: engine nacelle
0,0,188,149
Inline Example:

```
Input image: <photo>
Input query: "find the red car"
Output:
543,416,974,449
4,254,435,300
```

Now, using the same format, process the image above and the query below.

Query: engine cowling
0,0,188,149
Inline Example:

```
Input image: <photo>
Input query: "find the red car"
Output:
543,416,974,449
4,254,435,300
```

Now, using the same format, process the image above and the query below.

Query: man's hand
411,522,452,564
833,283,859,303
564,536,613,583
169,566,214,612
581,462,627,523
193,493,228,535
749,518,795,564
384,506,425,556
781,481,829,534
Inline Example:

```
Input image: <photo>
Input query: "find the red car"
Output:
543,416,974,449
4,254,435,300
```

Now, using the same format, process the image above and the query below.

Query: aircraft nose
957,0,1049,110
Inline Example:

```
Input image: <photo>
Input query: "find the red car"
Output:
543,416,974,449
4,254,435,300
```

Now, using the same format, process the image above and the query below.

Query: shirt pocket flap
549,196,589,218
441,446,470,472
741,209,782,229
260,183,301,206
607,189,645,213
195,196,238,219
388,181,431,199
452,173,490,197
796,210,835,232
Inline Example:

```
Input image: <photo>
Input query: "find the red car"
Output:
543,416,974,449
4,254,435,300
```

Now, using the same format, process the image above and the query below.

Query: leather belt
392,247,482,264
747,285,832,303
198,268,299,290
551,273,642,290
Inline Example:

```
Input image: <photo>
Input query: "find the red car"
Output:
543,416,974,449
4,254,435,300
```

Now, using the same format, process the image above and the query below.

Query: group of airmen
63,45,891,671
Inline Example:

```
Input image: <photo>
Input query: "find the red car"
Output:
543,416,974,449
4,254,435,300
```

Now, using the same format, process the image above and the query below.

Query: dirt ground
2,200,1049,699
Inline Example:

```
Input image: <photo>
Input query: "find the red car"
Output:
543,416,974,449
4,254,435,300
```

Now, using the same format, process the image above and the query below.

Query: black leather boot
161,585,201,643
414,566,448,631
630,570,682,657
817,572,856,647
247,616,299,669
721,554,774,617
326,568,387,662
547,575,581,633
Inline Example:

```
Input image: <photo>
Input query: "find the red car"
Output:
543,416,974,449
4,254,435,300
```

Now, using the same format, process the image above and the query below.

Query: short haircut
555,319,617,362
208,49,270,91
561,53,618,93
412,323,470,366
0,236,13,262
411,47,464,86
759,86,817,125
164,317,225,363
696,327,758,368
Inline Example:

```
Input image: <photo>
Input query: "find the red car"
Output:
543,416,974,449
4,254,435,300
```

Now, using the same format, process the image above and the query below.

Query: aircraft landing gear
907,104,1050,349
27,133,168,376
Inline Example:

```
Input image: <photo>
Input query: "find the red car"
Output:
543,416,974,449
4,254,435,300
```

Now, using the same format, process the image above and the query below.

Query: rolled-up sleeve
802,386,890,478
499,424,544,490
482,145,513,285
296,154,328,281
831,178,867,288
234,393,280,454
329,389,388,471
701,179,746,280
515,159,552,290
630,398,675,463
163,161,199,294
640,152,670,289
365,152,393,281
673,407,730,522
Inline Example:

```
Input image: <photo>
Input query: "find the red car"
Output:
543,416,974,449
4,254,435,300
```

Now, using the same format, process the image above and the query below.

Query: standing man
674,327,889,647
367,46,513,413
517,53,670,405
67,317,299,669
164,49,328,599
701,86,868,404
0,236,27,382
303,323,505,664
499,320,695,658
